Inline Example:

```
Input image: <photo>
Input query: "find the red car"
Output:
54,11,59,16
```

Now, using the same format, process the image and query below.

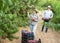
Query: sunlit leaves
0,12,18,40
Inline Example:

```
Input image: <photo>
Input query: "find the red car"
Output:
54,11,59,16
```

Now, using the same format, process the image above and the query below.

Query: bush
0,0,40,41
0,11,18,40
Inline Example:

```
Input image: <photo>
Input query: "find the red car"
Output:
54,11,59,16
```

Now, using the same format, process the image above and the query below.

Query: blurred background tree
0,0,40,42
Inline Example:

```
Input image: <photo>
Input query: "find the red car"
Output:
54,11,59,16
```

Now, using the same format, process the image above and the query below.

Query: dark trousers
42,19,50,32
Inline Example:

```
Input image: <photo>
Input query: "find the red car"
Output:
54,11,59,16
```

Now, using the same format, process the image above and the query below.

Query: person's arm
27,12,31,18
50,11,53,19
42,11,45,20
37,15,40,21
37,13,41,21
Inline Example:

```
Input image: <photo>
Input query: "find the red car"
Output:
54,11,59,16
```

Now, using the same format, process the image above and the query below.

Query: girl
27,9,39,39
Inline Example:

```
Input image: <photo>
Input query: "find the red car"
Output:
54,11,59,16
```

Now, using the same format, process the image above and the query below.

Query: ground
4,11,60,43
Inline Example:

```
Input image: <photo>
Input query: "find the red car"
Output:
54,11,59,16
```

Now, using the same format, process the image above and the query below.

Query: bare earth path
5,11,60,43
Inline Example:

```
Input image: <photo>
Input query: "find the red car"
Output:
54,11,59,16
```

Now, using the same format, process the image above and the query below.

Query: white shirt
43,10,53,19
28,14,39,25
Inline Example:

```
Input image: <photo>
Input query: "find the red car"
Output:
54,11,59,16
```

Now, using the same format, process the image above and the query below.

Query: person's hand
27,9,30,13
27,9,29,12
27,11,29,14
32,18,35,21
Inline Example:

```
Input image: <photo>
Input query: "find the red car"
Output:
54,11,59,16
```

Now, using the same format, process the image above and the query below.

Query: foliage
0,0,40,41
0,11,18,40
48,0,60,31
